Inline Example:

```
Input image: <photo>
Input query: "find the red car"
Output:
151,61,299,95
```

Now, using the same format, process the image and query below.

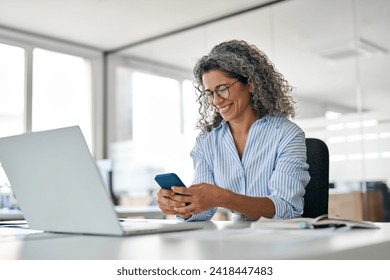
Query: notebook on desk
0,126,202,236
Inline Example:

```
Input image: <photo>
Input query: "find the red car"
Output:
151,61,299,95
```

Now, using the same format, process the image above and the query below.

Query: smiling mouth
218,104,231,113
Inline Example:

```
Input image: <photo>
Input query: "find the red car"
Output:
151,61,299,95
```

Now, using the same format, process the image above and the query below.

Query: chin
220,115,232,122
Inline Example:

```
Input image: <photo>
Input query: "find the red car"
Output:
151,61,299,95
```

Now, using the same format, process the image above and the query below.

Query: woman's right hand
156,188,188,217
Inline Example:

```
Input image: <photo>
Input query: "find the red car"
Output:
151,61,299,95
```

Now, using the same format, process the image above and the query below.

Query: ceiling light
316,38,387,60
325,110,342,119
326,123,345,131
381,151,390,158
330,154,347,162
380,132,390,139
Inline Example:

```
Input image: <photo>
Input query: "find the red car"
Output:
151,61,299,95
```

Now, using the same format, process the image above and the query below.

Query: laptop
0,126,203,236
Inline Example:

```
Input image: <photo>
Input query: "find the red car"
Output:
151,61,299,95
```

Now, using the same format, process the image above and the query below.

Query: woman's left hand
171,183,223,216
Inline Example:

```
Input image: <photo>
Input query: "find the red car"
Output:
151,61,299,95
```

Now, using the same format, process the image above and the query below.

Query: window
110,70,199,197
0,42,25,210
132,72,181,144
0,43,25,137
0,39,97,151
131,72,196,180
0,29,103,207
32,48,93,148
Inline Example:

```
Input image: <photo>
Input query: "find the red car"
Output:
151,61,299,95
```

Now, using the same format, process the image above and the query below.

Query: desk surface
0,206,163,221
1,220,390,260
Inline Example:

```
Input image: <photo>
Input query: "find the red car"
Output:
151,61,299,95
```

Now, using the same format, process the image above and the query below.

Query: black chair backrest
302,138,330,218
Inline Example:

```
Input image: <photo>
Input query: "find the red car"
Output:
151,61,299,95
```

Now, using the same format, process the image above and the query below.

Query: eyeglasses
203,79,240,103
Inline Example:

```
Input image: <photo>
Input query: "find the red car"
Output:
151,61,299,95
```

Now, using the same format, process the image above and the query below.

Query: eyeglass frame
202,79,240,103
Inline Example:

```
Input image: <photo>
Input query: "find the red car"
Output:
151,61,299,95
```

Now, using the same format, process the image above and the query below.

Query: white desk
0,206,163,221
1,220,390,260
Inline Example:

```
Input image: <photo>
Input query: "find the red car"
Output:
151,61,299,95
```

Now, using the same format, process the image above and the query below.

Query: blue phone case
154,173,186,190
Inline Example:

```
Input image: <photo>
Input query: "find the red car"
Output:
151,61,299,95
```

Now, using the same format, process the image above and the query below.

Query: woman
157,40,310,221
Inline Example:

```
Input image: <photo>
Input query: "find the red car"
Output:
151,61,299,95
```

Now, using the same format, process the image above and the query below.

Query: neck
228,109,258,136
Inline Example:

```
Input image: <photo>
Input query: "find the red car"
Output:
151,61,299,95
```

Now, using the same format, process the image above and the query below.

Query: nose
212,93,224,105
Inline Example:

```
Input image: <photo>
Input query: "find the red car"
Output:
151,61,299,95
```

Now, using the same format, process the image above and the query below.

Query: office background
0,0,389,221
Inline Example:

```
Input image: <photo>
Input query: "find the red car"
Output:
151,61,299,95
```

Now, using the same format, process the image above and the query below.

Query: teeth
219,105,230,113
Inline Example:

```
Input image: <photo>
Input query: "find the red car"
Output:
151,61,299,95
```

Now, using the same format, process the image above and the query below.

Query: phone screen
154,173,186,190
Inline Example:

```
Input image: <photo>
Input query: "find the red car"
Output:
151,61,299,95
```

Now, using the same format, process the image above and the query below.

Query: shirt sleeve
267,131,311,219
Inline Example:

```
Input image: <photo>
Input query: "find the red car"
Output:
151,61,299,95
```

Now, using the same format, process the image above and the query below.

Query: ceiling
0,0,269,50
0,0,389,119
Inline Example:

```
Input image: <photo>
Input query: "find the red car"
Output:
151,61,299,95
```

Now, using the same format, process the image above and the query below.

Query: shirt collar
214,112,285,131
262,113,284,128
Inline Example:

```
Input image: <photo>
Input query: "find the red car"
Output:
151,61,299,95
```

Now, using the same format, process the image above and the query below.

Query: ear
248,83,254,93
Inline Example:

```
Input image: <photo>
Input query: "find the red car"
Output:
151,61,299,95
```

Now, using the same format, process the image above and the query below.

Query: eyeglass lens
206,85,229,102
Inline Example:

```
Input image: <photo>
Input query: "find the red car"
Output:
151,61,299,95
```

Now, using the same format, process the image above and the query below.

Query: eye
203,90,213,97
217,85,228,94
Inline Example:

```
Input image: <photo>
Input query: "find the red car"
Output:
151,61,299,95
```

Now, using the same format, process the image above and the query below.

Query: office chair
302,138,330,218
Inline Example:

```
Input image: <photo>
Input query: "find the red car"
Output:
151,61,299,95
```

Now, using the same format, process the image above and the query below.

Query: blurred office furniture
329,191,384,222
303,138,330,218
110,141,164,200
96,159,119,205
96,158,164,218
0,208,24,221
329,181,388,222
297,111,390,222
367,181,390,222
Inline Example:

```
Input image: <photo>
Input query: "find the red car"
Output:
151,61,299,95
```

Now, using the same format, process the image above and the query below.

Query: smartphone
154,173,186,190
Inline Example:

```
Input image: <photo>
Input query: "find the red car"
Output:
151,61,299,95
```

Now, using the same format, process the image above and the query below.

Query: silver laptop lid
0,126,123,235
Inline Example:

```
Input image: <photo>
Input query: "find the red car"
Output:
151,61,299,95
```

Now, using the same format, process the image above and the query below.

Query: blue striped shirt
184,113,310,221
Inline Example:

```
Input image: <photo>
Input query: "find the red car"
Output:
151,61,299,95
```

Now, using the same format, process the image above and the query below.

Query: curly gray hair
193,39,295,134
